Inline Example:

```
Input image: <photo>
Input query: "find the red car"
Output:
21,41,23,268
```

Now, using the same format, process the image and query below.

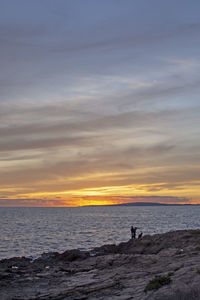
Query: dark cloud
0,135,104,152
1,103,199,138
0,110,169,136
0,198,67,207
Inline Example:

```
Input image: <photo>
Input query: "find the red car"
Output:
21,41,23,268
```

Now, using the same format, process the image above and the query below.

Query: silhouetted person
131,226,137,239
131,226,134,239
138,232,143,239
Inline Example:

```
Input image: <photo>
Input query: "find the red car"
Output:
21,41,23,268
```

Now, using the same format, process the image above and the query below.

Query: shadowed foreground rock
1,230,200,299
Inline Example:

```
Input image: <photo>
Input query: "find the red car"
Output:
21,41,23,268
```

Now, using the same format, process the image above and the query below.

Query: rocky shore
1,230,200,299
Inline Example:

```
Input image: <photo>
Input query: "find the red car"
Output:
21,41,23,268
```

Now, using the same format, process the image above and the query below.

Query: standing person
131,226,137,239
131,226,134,239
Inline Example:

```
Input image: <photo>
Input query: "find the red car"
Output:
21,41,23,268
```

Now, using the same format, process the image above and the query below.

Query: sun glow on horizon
1,179,200,206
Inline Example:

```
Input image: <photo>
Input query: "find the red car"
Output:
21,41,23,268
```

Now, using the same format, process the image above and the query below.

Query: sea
1,205,200,260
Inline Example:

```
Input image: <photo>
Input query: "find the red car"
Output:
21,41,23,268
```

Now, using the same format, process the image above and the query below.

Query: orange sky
1,175,199,206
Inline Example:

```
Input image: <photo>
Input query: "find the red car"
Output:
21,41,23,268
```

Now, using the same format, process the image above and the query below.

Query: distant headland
83,202,198,207
110,202,196,206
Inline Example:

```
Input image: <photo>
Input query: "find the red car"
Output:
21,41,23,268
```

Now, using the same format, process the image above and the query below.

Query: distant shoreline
0,202,199,208
109,202,199,206
79,202,200,207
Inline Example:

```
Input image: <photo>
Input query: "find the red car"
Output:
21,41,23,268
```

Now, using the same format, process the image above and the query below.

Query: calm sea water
0,206,200,259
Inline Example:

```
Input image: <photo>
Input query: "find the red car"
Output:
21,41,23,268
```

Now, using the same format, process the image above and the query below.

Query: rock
0,256,31,269
58,249,90,261
1,230,200,299
91,243,117,256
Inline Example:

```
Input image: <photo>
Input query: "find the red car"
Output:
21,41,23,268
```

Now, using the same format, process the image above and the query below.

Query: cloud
53,23,200,53
0,195,191,207
0,198,67,207
0,135,102,152
0,1,200,205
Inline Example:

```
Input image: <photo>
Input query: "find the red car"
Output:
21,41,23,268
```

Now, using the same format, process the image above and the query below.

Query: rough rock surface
1,230,200,299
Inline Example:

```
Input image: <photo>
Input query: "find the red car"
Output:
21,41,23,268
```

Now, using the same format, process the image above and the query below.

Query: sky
0,0,200,206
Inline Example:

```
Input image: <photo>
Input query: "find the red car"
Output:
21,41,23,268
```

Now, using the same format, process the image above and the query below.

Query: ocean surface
1,206,200,260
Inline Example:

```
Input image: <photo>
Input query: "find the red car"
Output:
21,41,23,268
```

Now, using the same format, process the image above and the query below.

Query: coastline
1,230,200,299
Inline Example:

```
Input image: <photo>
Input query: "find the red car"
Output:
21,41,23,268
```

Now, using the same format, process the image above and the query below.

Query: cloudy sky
0,0,200,206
